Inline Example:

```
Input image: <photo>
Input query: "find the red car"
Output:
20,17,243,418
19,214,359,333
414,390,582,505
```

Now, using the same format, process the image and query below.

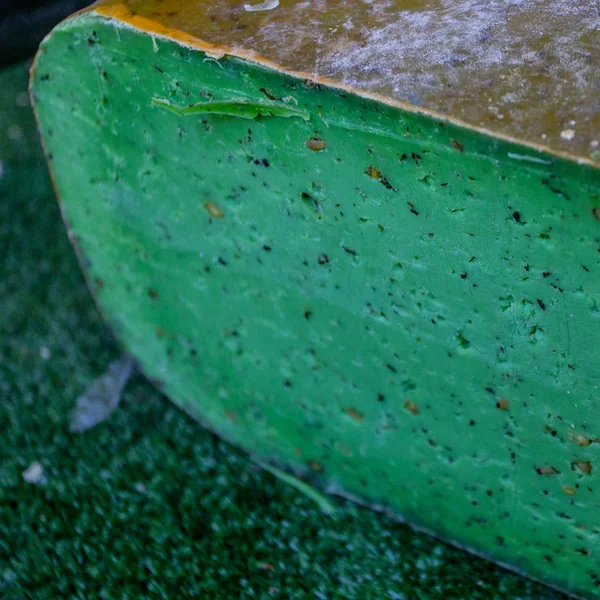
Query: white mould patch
323,1,598,96
247,1,599,114
244,0,279,12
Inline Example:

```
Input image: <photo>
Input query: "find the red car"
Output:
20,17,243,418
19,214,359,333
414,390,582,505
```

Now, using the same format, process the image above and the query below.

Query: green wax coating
32,13,600,599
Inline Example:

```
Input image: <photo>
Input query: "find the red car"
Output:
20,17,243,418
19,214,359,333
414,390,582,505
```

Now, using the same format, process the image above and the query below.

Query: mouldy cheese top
90,0,600,167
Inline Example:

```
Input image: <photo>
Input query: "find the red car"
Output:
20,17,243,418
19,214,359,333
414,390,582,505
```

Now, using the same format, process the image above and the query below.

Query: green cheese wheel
31,4,600,598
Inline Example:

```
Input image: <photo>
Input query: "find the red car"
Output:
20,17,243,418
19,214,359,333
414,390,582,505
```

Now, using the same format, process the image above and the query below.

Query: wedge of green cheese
31,1,600,597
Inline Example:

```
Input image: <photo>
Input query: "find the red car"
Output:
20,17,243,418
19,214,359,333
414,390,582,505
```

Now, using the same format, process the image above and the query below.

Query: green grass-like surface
0,62,567,600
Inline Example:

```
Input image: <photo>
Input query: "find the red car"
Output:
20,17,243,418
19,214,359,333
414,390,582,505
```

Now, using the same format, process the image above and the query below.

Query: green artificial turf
0,61,569,600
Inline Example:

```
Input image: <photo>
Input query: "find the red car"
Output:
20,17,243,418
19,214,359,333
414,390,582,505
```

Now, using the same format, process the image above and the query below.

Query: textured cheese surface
32,12,600,597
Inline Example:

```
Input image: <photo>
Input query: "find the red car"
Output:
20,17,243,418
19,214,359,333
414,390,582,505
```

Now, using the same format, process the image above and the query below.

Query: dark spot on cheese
381,177,397,191
456,332,470,349
572,461,593,474
496,398,509,411
405,401,419,415
407,202,419,216
542,178,570,200
536,466,559,475
259,87,277,100
345,407,364,422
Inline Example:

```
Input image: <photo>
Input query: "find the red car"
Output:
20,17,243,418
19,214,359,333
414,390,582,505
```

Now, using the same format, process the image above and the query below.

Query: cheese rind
93,0,600,168
32,11,600,599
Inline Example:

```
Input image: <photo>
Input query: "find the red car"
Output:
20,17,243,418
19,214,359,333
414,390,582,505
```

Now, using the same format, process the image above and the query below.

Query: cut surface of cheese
31,3,600,598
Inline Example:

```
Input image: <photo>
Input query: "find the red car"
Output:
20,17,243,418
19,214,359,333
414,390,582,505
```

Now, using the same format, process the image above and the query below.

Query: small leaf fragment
70,354,134,433
257,460,337,515
152,97,309,120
